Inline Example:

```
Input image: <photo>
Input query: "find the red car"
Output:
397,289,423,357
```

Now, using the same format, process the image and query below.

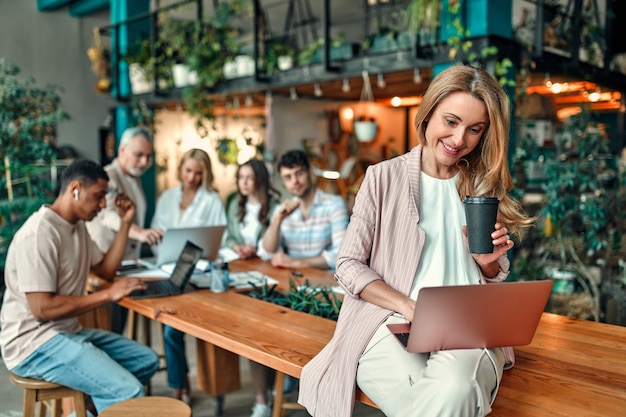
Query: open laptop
140,225,226,268
387,280,553,352
130,240,203,299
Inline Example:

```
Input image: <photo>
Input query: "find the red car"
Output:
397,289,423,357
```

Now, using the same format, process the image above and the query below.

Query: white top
409,172,480,300
151,186,227,230
239,201,262,245
0,206,104,369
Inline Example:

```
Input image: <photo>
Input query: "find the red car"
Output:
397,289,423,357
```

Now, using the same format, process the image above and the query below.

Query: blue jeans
12,328,159,413
163,325,188,389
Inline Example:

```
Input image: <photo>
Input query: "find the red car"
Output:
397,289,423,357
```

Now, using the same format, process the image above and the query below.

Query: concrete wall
0,0,112,161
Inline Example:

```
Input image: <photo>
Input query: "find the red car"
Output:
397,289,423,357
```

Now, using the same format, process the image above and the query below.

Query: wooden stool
98,396,191,417
10,373,87,417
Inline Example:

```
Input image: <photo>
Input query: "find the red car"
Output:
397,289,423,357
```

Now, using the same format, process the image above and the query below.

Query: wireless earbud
73,189,79,201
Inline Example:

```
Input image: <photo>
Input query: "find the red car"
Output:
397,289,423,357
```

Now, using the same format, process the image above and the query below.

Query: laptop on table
130,240,203,299
139,225,226,268
387,280,553,353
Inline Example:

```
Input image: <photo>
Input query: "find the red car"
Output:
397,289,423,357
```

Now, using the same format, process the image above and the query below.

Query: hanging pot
354,70,378,143
354,120,378,142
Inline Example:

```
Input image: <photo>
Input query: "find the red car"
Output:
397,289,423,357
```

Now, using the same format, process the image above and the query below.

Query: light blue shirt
258,188,349,269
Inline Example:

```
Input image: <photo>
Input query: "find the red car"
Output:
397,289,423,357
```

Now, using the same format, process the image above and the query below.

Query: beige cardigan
298,146,512,417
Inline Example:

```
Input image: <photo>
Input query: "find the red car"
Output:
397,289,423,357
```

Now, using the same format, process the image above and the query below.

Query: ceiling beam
36,0,75,11
69,0,109,17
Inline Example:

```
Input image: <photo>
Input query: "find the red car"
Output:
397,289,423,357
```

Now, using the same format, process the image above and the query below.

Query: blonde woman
151,148,226,403
298,65,535,417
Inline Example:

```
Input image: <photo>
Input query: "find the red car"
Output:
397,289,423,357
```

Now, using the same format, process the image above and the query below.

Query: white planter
223,61,238,79
171,64,198,87
277,56,293,71
129,63,153,95
235,55,254,77
172,64,191,88
354,121,378,143
547,268,576,294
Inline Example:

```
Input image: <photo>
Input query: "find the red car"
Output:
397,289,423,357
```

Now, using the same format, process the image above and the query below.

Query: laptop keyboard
133,280,175,297
396,332,410,347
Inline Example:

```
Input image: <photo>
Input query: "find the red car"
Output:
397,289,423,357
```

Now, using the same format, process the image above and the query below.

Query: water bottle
210,257,226,293
222,261,230,289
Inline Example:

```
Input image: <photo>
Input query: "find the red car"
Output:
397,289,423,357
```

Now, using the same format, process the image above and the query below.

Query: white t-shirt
409,172,481,300
0,206,104,370
239,201,262,245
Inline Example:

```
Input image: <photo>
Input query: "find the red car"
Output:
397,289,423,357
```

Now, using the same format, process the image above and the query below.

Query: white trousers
357,315,505,417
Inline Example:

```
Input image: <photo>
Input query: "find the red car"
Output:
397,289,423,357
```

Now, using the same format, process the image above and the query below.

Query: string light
377,73,386,89
413,68,422,84
342,78,351,93
314,82,323,97
544,72,552,88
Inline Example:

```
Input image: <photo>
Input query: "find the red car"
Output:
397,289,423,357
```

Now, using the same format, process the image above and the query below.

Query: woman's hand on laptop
108,277,146,301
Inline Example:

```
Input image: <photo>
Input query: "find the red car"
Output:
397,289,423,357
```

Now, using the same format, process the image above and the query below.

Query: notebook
141,225,226,267
130,240,203,299
387,280,553,353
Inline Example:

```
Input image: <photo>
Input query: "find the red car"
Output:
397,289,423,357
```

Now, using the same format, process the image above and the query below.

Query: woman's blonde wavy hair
414,65,534,238
177,148,216,192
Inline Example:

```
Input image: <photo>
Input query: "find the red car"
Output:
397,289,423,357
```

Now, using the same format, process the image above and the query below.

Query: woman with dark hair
223,158,281,417
224,158,281,260
298,65,535,417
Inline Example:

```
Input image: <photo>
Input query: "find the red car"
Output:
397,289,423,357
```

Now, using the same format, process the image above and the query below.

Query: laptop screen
169,241,203,288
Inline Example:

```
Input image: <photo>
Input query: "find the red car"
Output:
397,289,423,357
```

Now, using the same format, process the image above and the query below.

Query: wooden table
117,259,626,417
117,259,336,413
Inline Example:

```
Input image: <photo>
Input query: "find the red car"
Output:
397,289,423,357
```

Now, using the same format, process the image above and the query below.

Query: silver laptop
141,225,226,267
387,280,553,353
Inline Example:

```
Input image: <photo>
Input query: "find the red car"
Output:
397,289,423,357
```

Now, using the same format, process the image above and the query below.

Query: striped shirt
258,188,349,269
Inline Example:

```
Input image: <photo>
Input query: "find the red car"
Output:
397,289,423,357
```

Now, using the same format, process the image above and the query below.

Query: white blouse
409,171,481,300
151,186,227,230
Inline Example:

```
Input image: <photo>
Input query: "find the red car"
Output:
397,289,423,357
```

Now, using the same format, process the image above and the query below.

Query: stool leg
51,399,62,417
72,392,87,417
23,388,36,417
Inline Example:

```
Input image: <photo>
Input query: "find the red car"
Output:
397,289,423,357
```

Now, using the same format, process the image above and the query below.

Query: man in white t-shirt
0,159,159,415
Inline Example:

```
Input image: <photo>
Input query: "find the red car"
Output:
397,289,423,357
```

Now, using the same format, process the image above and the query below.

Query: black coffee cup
463,197,499,254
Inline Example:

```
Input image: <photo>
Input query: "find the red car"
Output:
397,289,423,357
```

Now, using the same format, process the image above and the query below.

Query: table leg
195,339,241,396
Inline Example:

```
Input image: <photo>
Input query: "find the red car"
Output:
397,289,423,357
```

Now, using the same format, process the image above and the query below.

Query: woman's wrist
478,261,500,278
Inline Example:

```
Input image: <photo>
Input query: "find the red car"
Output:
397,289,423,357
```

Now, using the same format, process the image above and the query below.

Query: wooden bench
117,261,626,417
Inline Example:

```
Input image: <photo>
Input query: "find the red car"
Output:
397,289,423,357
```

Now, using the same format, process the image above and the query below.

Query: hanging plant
216,138,240,165
354,70,378,143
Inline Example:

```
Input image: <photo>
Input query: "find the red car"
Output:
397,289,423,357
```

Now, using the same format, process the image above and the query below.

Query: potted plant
353,71,378,143
404,0,441,46
0,60,68,303
539,107,624,321
297,33,358,67
181,1,246,136
215,138,240,165
265,38,296,74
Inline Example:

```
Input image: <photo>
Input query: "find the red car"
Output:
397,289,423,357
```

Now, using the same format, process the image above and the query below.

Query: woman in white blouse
151,148,226,403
